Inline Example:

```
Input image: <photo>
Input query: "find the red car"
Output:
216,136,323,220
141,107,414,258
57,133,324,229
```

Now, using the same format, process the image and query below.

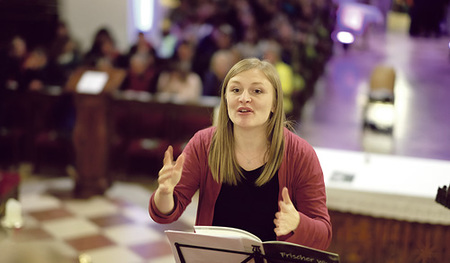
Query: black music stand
174,243,264,263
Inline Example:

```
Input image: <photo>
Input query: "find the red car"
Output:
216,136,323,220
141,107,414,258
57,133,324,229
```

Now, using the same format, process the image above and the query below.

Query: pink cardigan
149,127,332,250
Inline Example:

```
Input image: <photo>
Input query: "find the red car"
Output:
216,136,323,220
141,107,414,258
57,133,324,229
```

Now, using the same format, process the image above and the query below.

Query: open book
165,226,340,263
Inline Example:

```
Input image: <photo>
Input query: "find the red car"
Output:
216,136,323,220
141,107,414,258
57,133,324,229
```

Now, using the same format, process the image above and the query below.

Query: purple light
341,6,364,32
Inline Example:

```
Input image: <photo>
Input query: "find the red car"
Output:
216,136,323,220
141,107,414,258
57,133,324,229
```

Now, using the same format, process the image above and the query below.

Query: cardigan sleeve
149,128,213,224
277,130,332,250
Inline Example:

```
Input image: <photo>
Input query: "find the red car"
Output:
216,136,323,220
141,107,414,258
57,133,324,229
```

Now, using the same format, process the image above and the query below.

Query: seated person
203,49,239,97
156,62,202,104
120,53,159,94
2,36,28,91
20,47,50,92
83,27,127,69
263,41,294,116
47,21,82,86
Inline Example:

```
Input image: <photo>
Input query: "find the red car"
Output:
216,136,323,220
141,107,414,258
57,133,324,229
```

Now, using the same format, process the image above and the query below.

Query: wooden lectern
65,67,126,198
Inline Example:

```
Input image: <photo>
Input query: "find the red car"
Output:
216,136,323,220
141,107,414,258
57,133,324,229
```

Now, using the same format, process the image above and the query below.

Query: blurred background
1,0,450,262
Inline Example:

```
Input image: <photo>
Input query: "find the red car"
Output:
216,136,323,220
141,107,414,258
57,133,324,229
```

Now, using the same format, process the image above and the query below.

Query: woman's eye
231,88,240,93
254,89,262,94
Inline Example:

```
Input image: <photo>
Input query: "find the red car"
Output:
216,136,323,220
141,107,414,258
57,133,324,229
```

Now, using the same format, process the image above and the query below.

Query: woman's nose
239,90,251,103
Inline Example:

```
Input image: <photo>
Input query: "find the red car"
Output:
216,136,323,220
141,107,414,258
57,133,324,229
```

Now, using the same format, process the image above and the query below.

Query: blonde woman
149,58,331,249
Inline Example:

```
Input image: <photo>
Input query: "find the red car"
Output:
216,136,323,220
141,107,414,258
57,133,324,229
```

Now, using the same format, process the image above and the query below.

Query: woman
149,58,331,250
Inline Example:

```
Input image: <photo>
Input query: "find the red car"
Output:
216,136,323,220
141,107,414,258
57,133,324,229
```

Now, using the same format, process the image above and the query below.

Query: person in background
128,32,155,57
263,41,295,117
156,19,178,63
149,58,331,250
47,21,81,87
170,39,196,76
202,49,239,97
120,52,159,94
156,39,201,103
156,61,202,104
1,36,28,91
83,27,126,69
234,25,266,59
192,23,235,82
20,47,50,91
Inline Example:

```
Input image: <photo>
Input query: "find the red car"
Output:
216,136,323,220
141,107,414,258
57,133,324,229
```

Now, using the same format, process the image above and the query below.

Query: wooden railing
0,88,218,197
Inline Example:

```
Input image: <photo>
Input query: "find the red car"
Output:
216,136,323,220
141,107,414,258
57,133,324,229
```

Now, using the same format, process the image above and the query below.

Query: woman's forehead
229,69,270,84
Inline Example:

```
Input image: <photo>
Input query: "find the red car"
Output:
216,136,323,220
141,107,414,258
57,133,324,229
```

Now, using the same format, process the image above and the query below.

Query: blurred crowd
0,0,337,119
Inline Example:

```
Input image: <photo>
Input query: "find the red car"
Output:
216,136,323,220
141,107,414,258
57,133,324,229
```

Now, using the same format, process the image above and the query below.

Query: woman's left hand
274,187,300,236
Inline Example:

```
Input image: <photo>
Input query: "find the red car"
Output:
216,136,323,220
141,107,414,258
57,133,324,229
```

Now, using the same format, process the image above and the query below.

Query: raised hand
154,146,185,214
274,187,300,236
157,145,185,195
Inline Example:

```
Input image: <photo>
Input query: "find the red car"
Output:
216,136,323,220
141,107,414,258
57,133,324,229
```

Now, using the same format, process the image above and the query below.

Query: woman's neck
234,126,268,171
234,126,267,153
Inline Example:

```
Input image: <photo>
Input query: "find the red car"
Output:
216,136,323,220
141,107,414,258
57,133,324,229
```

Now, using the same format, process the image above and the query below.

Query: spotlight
336,31,355,44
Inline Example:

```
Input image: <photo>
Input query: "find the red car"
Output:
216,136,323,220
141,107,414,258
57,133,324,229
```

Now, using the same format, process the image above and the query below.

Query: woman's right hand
157,145,185,196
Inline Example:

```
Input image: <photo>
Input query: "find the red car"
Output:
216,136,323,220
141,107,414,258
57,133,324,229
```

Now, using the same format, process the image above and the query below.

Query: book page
166,230,262,263
194,225,262,242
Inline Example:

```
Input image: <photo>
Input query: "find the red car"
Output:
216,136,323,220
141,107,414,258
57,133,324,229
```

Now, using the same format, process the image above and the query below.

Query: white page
166,230,262,263
76,71,109,94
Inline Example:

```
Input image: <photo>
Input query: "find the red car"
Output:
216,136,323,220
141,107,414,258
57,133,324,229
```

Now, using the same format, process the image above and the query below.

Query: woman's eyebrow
229,80,265,86
228,80,241,85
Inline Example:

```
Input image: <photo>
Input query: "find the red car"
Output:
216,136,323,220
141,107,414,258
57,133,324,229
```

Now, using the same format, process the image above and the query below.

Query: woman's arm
276,135,332,250
153,146,184,215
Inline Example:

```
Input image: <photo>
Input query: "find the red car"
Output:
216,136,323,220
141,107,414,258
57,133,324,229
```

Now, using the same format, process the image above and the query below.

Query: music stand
166,229,340,263
174,243,264,263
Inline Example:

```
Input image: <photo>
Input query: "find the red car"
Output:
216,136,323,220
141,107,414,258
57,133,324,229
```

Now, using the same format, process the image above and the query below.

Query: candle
1,198,24,228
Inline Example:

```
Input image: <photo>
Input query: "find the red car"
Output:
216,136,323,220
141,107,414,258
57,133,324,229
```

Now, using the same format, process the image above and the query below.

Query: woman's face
225,68,275,130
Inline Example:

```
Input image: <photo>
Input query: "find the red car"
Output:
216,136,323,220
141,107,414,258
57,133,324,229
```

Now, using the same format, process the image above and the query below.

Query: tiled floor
2,21,450,263
1,177,197,263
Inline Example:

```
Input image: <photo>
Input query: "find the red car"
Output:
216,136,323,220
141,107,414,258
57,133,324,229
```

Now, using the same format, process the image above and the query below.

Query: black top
213,165,279,241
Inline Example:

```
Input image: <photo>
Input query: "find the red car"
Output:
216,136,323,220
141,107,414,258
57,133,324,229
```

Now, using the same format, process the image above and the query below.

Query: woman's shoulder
194,126,216,138
283,127,315,152
183,126,216,157
189,126,216,146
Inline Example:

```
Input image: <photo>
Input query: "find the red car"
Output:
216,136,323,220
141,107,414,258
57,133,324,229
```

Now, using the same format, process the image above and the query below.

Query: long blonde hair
208,58,286,186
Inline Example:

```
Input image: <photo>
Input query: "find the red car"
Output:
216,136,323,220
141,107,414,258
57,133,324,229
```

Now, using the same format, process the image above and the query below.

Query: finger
163,145,174,166
158,170,174,183
174,153,185,171
274,211,281,220
282,187,292,205
273,218,280,228
274,227,284,237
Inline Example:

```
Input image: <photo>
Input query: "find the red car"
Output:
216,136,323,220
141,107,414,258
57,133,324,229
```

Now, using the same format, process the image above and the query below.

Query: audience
1,0,337,117
0,0,338,177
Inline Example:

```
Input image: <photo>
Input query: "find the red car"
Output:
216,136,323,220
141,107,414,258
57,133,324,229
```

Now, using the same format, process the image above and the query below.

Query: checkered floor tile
0,178,197,263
